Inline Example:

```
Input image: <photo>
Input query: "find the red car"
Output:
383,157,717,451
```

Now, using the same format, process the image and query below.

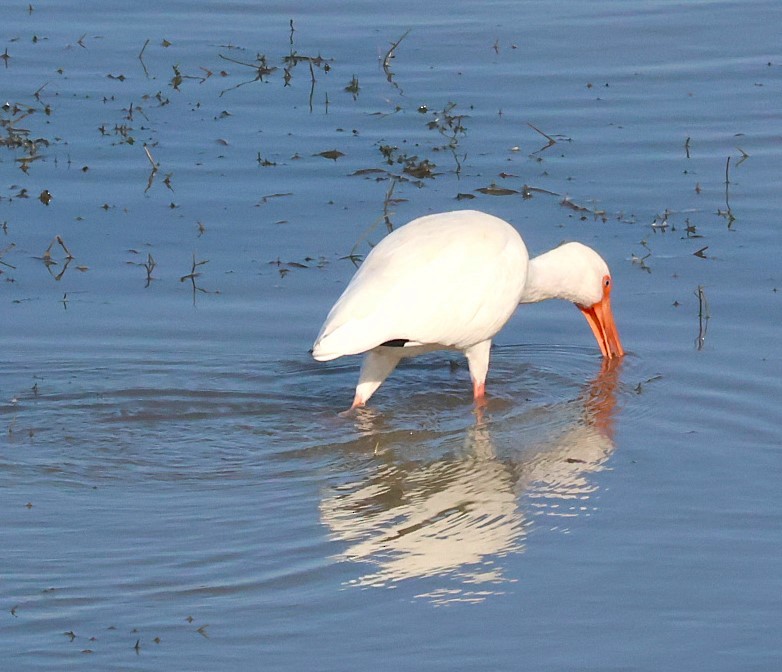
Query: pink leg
336,394,365,417
466,340,492,403
472,380,486,399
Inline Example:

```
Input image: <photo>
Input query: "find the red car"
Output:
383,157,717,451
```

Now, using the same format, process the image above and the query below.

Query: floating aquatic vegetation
374,144,437,182
683,218,702,239
402,158,435,179
426,103,467,141
169,63,211,91
560,196,607,221
344,75,360,99
350,168,386,178
1,101,51,173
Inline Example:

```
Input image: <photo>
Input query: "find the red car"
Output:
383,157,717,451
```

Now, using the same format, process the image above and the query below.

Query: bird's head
561,242,624,359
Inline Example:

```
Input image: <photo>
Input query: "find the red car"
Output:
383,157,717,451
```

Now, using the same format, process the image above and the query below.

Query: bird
312,210,623,409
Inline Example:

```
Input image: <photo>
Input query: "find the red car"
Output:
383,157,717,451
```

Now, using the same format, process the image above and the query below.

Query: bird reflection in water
319,359,622,604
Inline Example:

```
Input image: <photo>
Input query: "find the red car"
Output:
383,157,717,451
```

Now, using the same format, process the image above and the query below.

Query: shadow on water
317,356,623,604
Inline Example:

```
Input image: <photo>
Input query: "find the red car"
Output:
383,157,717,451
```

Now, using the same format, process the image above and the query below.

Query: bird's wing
313,212,528,360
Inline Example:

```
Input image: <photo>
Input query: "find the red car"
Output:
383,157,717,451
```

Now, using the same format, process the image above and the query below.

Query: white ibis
313,210,623,408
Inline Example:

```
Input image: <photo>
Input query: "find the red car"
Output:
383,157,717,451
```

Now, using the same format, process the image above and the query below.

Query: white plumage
313,210,623,408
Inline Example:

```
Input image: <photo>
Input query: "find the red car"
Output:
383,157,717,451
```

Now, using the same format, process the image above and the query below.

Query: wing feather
312,211,528,360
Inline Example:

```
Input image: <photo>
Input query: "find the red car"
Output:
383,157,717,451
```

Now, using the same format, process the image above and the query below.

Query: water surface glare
2,0,781,670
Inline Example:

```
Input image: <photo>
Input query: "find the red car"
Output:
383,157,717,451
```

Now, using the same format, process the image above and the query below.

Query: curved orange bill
578,292,624,359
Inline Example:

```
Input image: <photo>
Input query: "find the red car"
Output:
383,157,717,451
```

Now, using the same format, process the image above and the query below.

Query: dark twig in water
143,143,157,166
345,177,403,266
719,155,736,227
383,28,411,72
521,184,561,199
282,51,331,102
383,178,398,232
427,103,467,176
180,253,210,304
37,236,75,281
138,39,150,78
631,240,652,273
694,285,710,350
382,29,411,91
56,235,74,260
346,219,381,269
631,251,651,273
218,53,277,96
527,122,557,153
308,59,316,112
143,253,156,287
0,242,15,270
560,196,607,220
42,235,74,262
143,144,159,192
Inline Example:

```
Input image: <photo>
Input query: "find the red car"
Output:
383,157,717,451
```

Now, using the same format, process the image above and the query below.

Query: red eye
604,277,610,288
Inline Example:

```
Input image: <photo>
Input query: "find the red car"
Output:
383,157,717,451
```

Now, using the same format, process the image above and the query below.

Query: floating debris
315,149,344,161
257,192,293,205
344,74,360,98
475,184,518,196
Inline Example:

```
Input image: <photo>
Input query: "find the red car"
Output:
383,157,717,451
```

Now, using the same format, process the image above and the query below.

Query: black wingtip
380,338,410,347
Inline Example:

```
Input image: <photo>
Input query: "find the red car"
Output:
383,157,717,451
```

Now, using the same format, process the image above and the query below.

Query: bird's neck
520,247,580,305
